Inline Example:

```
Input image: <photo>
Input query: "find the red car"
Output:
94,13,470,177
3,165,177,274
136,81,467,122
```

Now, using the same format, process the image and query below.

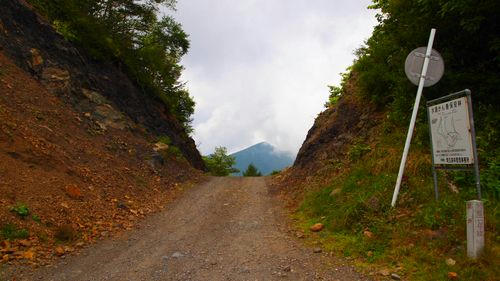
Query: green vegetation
347,143,371,161
157,135,185,161
31,214,41,223
296,128,499,280
27,0,195,131
0,223,29,240
9,203,29,218
303,2,500,278
350,0,500,194
203,147,239,176
324,70,350,108
270,170,281,175
243,163,262,177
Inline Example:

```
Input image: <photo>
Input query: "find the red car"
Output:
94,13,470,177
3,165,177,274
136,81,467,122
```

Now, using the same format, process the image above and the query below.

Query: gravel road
7,177,370,281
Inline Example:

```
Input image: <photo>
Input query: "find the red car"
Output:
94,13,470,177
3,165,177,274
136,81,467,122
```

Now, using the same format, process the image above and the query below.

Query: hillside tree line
28,0,195,131
327,0,499,197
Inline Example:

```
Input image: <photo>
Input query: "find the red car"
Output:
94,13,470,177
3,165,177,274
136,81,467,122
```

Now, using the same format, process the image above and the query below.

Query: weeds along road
9,177,369,281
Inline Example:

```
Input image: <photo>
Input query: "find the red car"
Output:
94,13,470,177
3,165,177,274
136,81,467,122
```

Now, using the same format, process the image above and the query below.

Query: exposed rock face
0,0,205,170
293,76,380,172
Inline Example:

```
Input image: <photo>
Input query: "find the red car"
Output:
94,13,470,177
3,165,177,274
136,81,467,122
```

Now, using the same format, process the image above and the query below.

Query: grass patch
0,223,29,240
9,203,30,218
294,126,499,280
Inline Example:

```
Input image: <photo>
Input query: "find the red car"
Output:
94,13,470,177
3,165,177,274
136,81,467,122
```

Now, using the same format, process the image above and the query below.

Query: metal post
465,90,482,199
432,167,439,200
427,99,439,200
391,28,436,207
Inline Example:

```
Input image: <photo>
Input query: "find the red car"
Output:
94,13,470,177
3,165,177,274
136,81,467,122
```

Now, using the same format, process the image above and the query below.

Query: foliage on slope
203,147,239,177
277,1,499,280
26,0,195,130
350,0,500,193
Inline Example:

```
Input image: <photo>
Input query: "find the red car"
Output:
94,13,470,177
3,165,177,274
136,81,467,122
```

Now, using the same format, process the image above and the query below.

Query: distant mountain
230,142,295,176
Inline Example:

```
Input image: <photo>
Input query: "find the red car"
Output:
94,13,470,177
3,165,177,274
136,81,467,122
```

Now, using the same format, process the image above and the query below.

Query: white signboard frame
426,89,481,200
428,97,473,165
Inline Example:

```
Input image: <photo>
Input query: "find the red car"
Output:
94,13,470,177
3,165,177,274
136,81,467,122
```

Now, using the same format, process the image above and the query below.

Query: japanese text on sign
428,97,474,165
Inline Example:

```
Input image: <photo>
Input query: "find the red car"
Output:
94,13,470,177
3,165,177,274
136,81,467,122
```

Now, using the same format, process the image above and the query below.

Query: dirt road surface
6,177,369,281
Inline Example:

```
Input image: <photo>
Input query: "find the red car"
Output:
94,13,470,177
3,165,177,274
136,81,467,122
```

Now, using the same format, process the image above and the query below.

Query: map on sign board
428,97,474,165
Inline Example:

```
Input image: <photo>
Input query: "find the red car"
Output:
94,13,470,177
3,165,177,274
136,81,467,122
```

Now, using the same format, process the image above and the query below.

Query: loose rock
447,272,458,280
391,273,401,280
330,188,341,197
171,252,184,258
310,223,324,232
363,230,373,238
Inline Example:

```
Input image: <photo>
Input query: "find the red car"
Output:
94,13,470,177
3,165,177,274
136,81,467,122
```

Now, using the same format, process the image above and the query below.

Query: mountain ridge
230,142,294,176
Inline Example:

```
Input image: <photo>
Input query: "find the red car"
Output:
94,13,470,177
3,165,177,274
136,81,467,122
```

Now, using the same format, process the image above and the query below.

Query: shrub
203,147,239,176
0,223,29,240
348,143,371,161
243,164,262,177
10,203,29,218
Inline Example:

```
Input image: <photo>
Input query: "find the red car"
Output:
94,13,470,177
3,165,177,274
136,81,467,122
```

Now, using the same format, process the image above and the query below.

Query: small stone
296,231,305,238
30,48,44,68
171,252,184,258
117,202,128,209
22,250,35,260
366,251,373,257
2,254,9,262
239,266,250,274
75,242,85,247
330,188,341,196
55,246,65,256
153,142,169,152
391,273,401,280
283,265,291,272
310,223,324,232
447,272,458,279
363,230,373,238
65,184,83,199
313,247,322,253
445,258,456,266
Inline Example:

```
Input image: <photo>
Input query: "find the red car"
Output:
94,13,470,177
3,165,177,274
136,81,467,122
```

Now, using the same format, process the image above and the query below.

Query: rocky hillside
273,75,382,192
0,0,206,267
0,0,204,170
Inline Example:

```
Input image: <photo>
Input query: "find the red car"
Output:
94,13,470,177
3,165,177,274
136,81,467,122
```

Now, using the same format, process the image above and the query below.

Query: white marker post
467,200,485,259
391,29,436,207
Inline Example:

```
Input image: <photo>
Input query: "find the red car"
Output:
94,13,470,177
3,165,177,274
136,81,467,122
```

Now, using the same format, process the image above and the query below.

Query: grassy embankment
294,121,499,280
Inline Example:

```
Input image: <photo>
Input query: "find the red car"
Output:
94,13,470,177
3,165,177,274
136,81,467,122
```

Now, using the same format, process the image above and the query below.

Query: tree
243,164,262,177
203,147,239,176
27,0,195,131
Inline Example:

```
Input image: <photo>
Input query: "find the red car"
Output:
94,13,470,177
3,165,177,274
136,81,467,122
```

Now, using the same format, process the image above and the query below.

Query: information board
428,97,474,165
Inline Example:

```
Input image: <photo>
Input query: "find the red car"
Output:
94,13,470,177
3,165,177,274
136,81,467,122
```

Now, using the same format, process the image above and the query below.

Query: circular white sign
404,47,444,87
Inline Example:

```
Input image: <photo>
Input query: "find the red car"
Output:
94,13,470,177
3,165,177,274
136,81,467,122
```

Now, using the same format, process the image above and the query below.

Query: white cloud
168,0,378,155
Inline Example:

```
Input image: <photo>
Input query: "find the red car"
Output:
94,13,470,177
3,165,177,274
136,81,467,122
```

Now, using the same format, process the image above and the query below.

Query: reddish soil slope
0,51,203,267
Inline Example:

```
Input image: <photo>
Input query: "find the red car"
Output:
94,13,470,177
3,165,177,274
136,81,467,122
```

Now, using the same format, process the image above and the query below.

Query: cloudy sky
168,0,378,156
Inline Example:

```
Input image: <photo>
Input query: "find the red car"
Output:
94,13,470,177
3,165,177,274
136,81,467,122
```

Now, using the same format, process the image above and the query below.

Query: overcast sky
168,0,378,156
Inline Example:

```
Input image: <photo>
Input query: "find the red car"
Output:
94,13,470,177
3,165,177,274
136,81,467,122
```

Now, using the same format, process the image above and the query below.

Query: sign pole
465,90,482,200
391,28,436,207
